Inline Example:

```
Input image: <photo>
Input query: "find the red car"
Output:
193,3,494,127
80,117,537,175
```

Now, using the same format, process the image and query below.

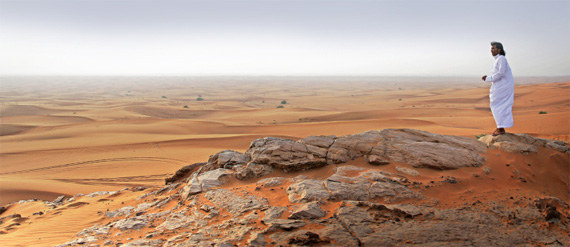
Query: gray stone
207,150,247,170
234,162,273,180
299,135,336,148
262,206,286,221
325,179,370,201
479,133,569,154
53,195,66,204
122,239,164,247
156,213,196,231
263,219,307,231
396,166,420,176
180,168,234,199
105,206,134,218
248,232,267,247
204,189,268,216
287,179,330,203
369,181,418,201
109,216,148,231
289,202,326,219
389,141,486,169
246,137,328,172
198,168,234,190
256,177,285,187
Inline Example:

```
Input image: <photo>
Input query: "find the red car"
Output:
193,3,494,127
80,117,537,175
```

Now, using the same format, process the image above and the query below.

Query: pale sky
0,0,569,76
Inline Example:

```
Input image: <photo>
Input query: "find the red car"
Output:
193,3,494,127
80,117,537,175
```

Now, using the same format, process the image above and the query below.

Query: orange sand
1,78,568,206
0,77,569,246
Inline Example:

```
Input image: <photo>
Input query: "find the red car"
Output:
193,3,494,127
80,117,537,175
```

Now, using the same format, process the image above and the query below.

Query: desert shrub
281,100,287,104
276,105,284,108
539,111,547,114
162,96,167,99
197,97,204,101
183,105,189,108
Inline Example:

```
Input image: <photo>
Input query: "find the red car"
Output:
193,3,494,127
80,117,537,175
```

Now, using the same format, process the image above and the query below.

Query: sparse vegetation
183,105,189,108
281,100,287,104
276,105,284,108
539,111,547,114
162,96,167,99
197,97,204,101
399,98,402,101
475,133,486,139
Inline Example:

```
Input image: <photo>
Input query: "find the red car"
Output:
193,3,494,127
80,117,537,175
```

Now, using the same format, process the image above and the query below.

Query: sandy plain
1,76,568,206
0,76,569,246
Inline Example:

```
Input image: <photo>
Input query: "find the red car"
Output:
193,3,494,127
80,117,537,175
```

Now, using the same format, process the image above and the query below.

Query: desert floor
1,76,569,206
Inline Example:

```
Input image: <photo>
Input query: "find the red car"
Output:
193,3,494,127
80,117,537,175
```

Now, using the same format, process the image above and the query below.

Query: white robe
485,54,514,128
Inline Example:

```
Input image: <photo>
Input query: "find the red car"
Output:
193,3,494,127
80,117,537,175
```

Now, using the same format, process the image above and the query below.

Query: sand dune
0,105,66,117
0,77,568,208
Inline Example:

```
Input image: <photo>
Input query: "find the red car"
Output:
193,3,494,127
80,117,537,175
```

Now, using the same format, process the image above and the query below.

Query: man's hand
482,75,487,81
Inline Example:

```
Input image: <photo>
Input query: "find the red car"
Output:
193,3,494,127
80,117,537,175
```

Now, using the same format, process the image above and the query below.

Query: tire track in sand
0,157,188,175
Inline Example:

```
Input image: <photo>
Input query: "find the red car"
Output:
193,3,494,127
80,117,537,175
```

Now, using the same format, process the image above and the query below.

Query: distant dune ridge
0,77,568,245
1,129,568,246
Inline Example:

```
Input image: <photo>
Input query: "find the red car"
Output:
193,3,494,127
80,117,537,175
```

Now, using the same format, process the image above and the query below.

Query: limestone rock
256,177,285,188
263,219,307,231
246,137,328,172
180,168,234,199
396,166,419,176
122,239,164,247
234,162,273,180
289,202,326,219
207,150,247,170
325,179,370,201
299,135,335,148
165,162,205,185
109,216,148,231
204,189,268,216
327,131,383,164
156,213,196,232
366,154,390,165
369,181,418,201
480,133,569,154
262,206,286,221
287,179,330,203
105,206,134,218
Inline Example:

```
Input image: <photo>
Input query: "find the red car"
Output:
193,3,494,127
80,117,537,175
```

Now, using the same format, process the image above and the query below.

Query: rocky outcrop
479,133,569,154
38,129,570,247
167,129,489,186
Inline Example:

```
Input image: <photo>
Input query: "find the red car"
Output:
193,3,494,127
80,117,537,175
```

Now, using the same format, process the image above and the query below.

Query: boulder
180,168,234,199
286,179,330,203
479,133,569,154
234,162,273,180
246,137,328,172
206,150,247,170
288,202,326,219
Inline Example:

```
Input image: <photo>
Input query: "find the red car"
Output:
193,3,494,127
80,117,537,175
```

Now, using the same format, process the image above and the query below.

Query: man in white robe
482,41,514,136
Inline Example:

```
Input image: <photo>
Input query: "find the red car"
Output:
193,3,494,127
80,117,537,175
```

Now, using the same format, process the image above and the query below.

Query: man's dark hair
491,41,506,56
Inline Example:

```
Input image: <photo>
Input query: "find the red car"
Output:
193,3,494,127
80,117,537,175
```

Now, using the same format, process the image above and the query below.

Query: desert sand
0,76,569,246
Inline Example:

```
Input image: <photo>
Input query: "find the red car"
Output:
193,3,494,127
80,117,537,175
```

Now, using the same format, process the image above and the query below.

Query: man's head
491,41,506,56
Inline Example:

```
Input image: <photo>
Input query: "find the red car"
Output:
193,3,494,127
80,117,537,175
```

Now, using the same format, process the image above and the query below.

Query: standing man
482,41,514,136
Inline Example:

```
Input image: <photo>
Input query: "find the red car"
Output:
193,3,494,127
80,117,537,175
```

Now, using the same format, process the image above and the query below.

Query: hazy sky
1,0,569,76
